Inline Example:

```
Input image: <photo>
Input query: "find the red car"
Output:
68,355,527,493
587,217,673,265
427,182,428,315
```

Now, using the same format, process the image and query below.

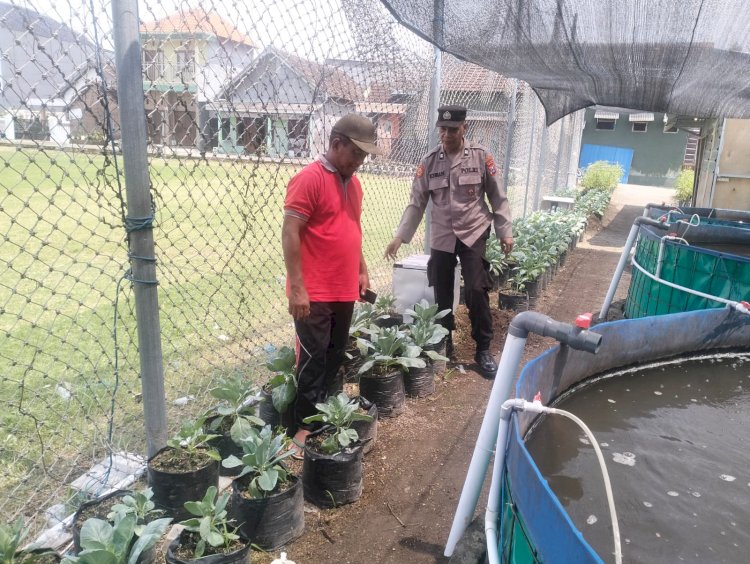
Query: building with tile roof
140,8,257,149
214,47,372,157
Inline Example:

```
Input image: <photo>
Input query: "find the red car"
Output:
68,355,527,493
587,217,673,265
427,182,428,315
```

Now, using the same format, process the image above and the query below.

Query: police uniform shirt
395,140,513,252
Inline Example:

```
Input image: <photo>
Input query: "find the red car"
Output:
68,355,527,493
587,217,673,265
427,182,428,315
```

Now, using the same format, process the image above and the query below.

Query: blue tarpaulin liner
380,0,750,124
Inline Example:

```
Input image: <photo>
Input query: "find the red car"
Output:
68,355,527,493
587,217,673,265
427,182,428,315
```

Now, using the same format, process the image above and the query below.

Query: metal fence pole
522,95,538,217
424,0,444,254
552,114,567,192
501,79,517,197
113,0,167,457
533,116,549,212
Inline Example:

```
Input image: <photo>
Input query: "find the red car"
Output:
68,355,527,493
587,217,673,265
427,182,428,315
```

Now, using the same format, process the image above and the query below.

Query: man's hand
288,284,310,320
500,237,514,255
358,272,370,300
384,237,402,260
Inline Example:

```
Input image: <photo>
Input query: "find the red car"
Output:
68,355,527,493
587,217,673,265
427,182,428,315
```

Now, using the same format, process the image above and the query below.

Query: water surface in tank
526,353,750,563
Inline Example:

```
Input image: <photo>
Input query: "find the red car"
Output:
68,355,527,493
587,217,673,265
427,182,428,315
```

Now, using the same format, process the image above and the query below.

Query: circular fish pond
527,352,750,563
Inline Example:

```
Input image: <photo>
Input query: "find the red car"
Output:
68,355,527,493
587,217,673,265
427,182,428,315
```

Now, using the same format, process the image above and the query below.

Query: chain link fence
0,0,584,537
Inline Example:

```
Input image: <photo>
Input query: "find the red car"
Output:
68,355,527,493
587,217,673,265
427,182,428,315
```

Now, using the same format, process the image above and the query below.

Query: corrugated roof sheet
629,112,655,122
594,110,619,120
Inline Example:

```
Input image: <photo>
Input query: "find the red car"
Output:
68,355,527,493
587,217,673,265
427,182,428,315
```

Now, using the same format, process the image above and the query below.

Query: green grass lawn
0,146,422,523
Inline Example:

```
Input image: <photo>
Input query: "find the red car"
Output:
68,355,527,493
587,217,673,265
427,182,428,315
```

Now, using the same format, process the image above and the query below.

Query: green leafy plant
106,488,164,537
166,416,221,461
205,374,264,440
179,487,241,559
63,513,172,564
348,303,375,338
405,321,450,362
222,425,295,498
674,168,695,204
507,248,545,292
580,161,623,192
404,299,450,326
485,235,509,277
356,326,425,375
1,518,59,563
373,294,398,319
302,393,374,454
264,346,297,414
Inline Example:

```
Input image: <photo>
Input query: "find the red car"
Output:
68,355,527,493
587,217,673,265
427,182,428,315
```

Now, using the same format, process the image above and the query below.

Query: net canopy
381,0,750,124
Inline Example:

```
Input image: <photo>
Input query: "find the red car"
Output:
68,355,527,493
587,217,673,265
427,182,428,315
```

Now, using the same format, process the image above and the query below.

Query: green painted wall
580,109,689,187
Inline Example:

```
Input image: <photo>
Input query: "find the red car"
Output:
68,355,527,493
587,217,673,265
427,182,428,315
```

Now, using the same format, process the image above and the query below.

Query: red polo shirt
284,158,363,302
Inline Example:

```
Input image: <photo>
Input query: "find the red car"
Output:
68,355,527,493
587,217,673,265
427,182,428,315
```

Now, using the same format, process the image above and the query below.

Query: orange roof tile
140,8,255,47
443,61,509,92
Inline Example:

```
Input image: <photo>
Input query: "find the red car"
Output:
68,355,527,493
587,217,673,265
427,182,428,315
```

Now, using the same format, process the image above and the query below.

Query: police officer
384,105,513,378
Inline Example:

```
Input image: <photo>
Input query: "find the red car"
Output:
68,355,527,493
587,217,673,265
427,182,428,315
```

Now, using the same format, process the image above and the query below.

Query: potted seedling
499,249,532,311
166,487,251,564
485,234,510,289
260,346,296,430
147,416,221,520
204,374,264,475
403,319,450,397
63,513,172,564
372,294,403,328
1,518,60,563
356,326,425,417
222,425,304,550
404,299,451,372
301,393,374,507
341,303,376,381
72,487,165,553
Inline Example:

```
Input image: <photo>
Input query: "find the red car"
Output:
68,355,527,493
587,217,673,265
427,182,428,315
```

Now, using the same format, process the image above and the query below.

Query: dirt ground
258,185,676,564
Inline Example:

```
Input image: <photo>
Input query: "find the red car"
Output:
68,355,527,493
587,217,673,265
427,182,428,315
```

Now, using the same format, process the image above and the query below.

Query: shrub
673,168,695,204
580,161,623,192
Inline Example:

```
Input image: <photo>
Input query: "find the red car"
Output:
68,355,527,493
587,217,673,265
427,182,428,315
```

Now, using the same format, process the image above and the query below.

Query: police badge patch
416,163,425,178
486,154,498,176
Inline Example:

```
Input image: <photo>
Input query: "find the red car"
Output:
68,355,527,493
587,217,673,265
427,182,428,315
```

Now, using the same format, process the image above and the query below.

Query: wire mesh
0,0,584,537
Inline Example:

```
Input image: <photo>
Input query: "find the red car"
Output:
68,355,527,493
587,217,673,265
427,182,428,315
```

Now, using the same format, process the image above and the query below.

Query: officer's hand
384,237,402,260
500,237,514,256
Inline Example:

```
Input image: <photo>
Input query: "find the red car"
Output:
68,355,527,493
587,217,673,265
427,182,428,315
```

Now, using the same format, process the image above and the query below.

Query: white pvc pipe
444,333,528,557
484,399,525,564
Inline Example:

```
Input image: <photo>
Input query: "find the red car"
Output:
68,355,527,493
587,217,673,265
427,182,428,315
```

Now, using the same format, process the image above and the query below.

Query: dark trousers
293,301,354,431
428,231,493,351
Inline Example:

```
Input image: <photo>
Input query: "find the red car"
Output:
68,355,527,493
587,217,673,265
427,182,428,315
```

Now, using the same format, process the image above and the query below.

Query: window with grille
143,50,164,82
175,50,195,83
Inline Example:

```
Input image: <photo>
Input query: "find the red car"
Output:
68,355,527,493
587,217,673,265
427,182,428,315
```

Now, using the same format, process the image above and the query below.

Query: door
579,144,634,183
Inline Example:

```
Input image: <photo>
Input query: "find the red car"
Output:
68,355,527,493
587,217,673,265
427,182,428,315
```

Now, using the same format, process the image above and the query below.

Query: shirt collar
318,155,351,188
319,154,337,172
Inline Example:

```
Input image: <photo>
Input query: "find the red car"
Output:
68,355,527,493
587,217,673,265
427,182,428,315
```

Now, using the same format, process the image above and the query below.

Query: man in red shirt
282,113,383,457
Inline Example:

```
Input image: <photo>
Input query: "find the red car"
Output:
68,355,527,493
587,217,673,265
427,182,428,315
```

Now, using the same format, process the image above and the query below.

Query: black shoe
474,350,497,379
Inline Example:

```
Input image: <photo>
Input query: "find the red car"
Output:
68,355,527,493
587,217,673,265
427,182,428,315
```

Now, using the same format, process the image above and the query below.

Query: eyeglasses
340,136,367,160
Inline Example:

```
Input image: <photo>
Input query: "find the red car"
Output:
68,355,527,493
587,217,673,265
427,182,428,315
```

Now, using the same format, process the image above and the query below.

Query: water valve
575,312,593,329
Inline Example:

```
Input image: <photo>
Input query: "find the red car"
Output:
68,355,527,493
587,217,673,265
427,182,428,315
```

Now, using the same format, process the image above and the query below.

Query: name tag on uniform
429,171,446,179
460,167,479,174
458,174,481,185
